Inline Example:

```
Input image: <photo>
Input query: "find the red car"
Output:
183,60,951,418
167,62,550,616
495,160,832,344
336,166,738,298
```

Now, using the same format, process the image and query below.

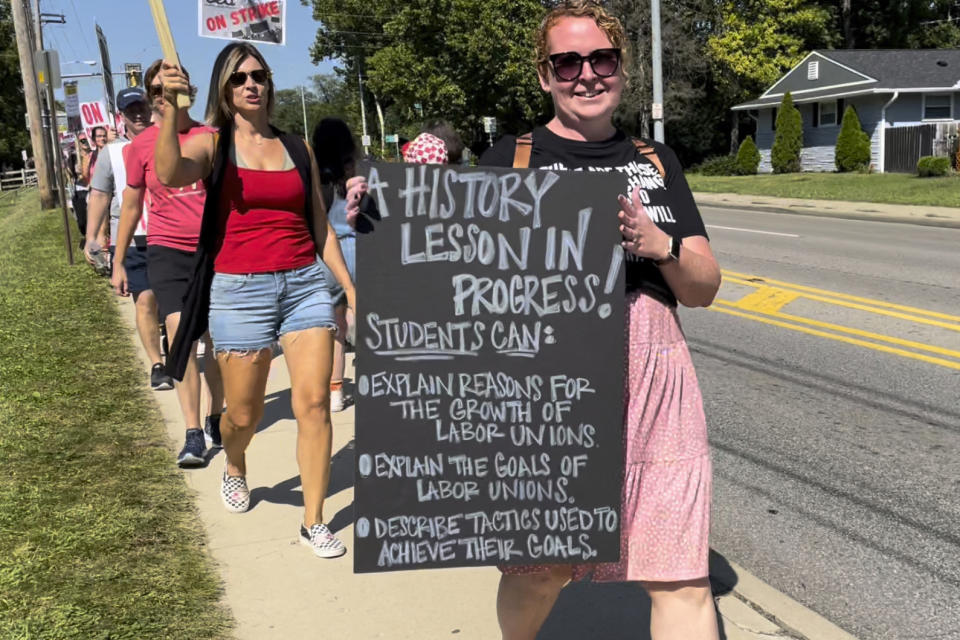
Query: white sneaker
300,523,346,558
330,389,345,412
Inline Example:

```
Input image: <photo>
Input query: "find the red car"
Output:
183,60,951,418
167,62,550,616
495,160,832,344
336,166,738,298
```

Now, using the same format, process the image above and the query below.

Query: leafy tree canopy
0,3,30,169
306,0,553,148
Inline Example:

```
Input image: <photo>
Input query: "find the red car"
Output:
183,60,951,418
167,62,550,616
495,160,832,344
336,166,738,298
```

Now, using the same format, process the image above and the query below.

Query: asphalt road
680,207,960,640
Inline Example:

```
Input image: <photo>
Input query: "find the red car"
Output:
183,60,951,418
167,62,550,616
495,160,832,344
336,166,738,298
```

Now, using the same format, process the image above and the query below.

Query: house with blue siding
732,50,960,173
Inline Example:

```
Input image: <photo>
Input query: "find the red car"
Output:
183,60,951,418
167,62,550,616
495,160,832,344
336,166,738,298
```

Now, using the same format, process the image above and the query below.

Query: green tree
272,74,363,140
0,3,30,168
832,0,960,48
610,0,727,165
771,92,802,173
736,135,761,174
834,105,870,172
307,0,552,149
707,0,835,99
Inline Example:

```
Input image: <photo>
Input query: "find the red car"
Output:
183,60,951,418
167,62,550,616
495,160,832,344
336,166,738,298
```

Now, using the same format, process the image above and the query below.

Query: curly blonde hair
534,0,630,83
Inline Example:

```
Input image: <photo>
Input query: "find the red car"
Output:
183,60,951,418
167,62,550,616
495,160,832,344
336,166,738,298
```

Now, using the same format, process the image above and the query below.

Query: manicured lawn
0,190,232,639
686,172,960,208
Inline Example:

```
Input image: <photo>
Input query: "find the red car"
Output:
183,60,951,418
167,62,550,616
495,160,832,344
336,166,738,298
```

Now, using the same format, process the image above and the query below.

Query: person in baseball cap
116,86,148,110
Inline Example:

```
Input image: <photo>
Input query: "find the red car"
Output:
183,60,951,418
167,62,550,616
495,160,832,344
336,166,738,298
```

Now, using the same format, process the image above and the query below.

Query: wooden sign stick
147,0,191,109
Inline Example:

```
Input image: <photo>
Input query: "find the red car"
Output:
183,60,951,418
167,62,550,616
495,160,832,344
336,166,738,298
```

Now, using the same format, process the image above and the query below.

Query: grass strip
687,172,960,208
0,190,232,639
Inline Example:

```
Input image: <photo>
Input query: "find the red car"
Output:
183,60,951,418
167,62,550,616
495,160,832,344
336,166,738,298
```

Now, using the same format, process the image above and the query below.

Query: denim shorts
209,260,336,353
320,235,356,306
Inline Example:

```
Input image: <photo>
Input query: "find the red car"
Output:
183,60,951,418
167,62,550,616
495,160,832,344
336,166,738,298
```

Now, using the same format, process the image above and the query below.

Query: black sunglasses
547,48,621,82
148,85,163,98
228,69,271,87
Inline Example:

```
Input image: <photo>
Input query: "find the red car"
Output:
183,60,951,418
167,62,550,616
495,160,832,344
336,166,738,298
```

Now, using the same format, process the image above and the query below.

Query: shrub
735,135,761,175
835,105,871,172
771,92,803,173
917,156,951,177
694,155,740,176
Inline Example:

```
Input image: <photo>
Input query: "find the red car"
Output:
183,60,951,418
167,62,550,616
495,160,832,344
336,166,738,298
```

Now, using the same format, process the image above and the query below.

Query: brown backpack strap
632,138,666,179
513,133,533,169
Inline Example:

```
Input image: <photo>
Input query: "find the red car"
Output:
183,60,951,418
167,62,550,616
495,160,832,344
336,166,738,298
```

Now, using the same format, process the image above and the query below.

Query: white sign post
198,0,286,46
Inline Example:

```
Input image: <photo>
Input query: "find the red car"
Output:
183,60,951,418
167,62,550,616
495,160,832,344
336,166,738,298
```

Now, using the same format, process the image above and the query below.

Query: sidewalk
694,191,960,229
117,298,858,640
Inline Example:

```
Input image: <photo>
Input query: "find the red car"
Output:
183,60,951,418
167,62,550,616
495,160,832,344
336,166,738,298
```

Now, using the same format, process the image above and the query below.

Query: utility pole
358,66,370,157
31,0,61,204
12,0,55,208
650,0,665,143
299,85,309,140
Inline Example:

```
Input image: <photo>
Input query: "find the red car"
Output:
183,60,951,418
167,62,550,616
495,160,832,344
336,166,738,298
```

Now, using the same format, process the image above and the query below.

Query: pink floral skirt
501,291,712,582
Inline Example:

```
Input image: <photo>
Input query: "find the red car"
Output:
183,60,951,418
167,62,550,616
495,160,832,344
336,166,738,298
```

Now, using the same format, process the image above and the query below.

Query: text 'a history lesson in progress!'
353,163,628,573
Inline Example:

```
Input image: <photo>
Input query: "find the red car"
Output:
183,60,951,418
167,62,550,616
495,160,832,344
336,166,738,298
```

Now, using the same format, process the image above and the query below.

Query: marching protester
347,1,721,637
478,2,722,638
87,87,173,391
112,60,225,467
312,118,358,413
156,43,355,558
71,135,92,250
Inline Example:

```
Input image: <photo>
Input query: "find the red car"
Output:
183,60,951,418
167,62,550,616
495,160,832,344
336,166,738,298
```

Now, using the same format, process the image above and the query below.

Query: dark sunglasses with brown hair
228,69,271,87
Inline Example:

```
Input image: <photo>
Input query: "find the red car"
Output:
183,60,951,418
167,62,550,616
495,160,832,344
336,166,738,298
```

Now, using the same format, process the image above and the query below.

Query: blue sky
40,0,336,115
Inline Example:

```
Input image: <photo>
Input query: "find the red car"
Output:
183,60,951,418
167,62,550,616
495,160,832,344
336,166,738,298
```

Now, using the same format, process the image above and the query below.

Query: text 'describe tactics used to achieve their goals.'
353,163,627,573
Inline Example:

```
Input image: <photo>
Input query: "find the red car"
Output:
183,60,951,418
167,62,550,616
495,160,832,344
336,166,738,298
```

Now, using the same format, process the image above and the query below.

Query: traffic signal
124,63,142,88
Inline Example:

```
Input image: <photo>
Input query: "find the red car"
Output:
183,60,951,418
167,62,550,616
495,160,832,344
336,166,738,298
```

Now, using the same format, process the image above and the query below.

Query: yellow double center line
709,270,960,371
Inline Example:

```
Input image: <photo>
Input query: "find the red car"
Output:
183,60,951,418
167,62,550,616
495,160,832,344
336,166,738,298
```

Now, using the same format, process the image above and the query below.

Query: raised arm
153,61,215,187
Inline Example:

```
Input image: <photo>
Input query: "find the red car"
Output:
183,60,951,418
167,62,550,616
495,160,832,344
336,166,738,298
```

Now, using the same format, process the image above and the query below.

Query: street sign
651,103,663,120
385,134,398,144
34,49,61,89
483,116,497,134
361,135,372,147
64,81,81,132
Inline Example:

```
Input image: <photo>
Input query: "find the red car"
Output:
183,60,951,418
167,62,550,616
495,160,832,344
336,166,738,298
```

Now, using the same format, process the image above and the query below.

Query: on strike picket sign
198,0,286,46
353,162,627,573
79,101,109,142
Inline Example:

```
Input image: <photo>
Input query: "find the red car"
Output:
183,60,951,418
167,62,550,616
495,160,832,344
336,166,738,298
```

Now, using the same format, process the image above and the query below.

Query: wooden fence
885,123,958,173
0,168,38,191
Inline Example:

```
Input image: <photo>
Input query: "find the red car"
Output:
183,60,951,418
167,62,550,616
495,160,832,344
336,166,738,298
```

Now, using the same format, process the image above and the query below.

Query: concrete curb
717,559,860,640
111,288,861,640
694,192,960,229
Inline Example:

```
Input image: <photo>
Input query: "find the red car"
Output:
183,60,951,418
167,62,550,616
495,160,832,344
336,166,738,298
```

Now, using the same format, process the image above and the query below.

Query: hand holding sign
148,0,191,109
159,61,192,111
618,189,670,261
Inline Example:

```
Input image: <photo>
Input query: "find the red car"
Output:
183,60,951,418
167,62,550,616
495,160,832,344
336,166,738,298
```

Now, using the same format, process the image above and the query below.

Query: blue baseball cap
116,87,147,110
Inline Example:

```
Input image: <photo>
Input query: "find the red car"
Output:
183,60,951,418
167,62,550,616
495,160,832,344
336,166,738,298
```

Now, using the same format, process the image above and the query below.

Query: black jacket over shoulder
165,125,316,380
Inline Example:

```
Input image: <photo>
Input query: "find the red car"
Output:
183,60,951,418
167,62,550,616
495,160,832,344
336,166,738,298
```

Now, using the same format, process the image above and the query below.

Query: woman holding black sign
479,2,721,638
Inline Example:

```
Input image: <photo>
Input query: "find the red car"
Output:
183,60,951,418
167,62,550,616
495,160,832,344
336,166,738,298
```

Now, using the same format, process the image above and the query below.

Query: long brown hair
204,43,276,129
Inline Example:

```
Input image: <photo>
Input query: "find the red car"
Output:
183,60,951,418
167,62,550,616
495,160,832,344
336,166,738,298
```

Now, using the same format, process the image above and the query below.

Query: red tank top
214,162,317,274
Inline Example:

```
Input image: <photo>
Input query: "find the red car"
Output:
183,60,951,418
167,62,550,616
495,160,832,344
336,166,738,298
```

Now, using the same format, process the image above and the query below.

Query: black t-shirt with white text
480,126,707,307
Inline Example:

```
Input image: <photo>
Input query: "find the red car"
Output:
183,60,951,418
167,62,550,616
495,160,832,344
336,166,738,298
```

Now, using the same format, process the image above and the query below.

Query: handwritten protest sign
198,0,286,46
353,163,627,573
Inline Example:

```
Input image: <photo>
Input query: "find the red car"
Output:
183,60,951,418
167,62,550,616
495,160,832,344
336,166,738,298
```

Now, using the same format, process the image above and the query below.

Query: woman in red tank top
154,43,354,559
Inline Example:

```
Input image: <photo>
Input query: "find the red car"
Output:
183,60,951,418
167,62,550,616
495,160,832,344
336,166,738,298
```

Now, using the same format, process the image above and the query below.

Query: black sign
353,163,626,573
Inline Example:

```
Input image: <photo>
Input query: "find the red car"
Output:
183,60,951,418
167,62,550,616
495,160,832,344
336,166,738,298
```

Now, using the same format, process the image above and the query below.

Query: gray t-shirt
90,140,146,244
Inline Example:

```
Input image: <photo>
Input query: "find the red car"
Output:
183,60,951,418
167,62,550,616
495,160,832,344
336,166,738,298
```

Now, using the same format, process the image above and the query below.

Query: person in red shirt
155,43,355,559
113,60,225,468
